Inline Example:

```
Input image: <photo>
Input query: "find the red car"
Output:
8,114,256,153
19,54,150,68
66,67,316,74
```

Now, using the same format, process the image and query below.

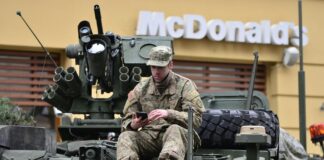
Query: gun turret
42,5,173,140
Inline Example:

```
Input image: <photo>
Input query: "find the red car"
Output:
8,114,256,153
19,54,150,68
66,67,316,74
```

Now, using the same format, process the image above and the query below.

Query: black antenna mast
16,11,58,68
246,51,259,109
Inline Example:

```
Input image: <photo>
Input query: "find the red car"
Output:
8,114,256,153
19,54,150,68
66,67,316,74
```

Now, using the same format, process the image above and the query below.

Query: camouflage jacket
121,72,205,139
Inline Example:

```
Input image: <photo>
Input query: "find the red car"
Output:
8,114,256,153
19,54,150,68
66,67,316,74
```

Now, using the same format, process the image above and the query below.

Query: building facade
1,0,324,155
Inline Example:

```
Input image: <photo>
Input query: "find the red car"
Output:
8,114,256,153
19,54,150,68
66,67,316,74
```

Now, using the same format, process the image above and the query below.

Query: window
173,60,266,94
0,50,59,107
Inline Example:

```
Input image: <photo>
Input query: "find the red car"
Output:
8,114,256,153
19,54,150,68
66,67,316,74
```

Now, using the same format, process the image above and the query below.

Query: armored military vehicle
0,4,314,160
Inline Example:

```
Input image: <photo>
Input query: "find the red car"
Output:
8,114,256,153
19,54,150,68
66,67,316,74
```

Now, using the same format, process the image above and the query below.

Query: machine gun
41,5,173,141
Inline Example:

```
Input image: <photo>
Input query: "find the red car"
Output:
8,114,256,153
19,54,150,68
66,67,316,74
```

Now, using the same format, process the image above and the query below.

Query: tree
0,98,35,126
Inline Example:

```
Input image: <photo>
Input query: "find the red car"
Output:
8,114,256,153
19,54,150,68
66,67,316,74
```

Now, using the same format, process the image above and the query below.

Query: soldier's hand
148,109,168,122
130,113,148,130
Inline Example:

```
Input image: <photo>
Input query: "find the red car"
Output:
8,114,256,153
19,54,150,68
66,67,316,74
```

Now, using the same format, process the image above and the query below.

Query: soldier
116,46,205,160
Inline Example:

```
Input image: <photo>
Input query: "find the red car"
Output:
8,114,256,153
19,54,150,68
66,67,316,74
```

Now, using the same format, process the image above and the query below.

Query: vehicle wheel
196,109,279,149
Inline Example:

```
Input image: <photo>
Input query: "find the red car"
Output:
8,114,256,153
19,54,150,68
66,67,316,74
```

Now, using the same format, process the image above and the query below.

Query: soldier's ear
168,61,174,69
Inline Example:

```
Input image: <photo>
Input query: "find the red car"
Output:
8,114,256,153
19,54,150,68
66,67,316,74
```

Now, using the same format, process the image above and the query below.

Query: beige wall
271,64,324,154
1,0,324,155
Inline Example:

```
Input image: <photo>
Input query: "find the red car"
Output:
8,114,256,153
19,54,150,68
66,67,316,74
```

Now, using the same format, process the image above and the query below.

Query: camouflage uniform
279,128,308,160
117,46,205,160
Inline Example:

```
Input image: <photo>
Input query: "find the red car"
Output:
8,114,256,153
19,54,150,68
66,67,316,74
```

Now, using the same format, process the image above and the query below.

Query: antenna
298,0,307,150
246,51,259,110
16,11,58,68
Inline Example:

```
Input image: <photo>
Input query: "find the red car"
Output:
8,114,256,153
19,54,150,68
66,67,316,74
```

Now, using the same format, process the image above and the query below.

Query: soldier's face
151,62,173,82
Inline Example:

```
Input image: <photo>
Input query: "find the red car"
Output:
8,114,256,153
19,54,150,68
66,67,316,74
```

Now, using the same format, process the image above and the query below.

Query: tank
1,4,320,160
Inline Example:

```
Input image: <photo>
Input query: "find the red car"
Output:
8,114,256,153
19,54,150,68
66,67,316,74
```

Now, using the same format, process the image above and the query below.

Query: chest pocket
140,95,182,111
168,95,182,111
140,97,158,112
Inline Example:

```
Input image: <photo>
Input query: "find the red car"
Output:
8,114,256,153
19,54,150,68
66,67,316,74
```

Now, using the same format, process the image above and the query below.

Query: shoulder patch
128,90,135,100
182,80,200,100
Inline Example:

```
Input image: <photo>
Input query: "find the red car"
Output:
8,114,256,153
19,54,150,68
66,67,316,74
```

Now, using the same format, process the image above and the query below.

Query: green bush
0,97,35,126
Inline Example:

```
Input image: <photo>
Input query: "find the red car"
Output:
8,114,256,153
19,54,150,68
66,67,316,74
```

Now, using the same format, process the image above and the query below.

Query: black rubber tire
197,109,279,149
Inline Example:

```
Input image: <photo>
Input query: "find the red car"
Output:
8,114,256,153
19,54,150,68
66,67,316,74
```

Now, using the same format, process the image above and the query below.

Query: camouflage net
0,97,35,126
